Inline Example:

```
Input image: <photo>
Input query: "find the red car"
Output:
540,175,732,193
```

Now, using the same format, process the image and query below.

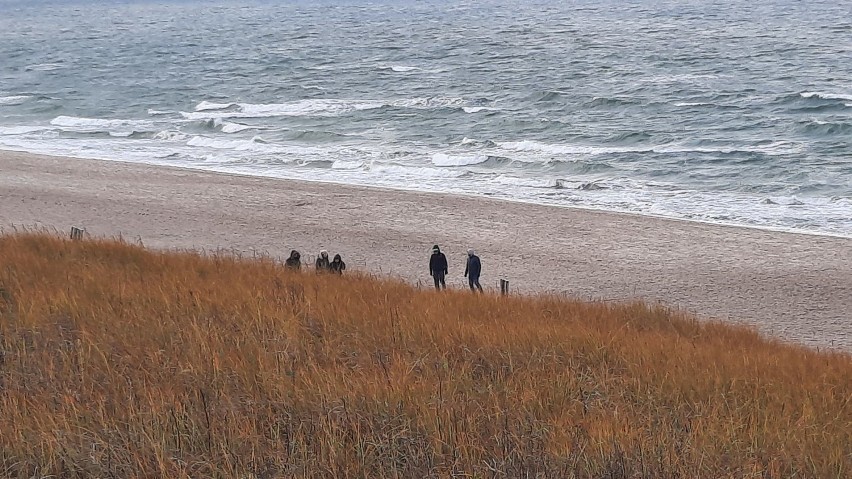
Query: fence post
500,279,509,296
70,226,84,240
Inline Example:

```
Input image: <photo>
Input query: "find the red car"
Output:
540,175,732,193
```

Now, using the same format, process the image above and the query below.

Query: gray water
1,0,851,236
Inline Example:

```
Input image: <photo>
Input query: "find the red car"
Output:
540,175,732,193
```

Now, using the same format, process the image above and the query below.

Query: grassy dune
0,233,850,478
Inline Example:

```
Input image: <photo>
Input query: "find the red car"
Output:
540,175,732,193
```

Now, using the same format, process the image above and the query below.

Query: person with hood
315,250,331,272
429,245,448,290
284,250,301,270
464,249,483,292
330,254,346,274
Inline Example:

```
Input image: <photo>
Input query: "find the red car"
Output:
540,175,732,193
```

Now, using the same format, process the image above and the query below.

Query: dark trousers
468,276,483,292
433,271,446,290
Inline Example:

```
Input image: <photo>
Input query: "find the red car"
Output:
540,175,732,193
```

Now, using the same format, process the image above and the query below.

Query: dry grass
0,232,850,478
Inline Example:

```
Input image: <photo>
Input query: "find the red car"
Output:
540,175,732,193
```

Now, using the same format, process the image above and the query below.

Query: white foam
49,116,153,135
655,140,803,156
393,97,466,109
24,63,64,71
180,99,384,120
0,125,48,135
331,159,364,170
497,140,651,157
800,91,852,101
460,137,479,145
213,118,252,133
431,153,489,167
195,101,235,111
673,102,711,107
0,95,32,105
186,135,267,151
491,175,562,188
462,106,498,113
153,130,188,141
147,109,173,115
368,163,465,179
390,65,420,72
180,97,474,120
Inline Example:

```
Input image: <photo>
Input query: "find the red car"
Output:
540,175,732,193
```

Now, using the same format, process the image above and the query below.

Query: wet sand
1,150,850,351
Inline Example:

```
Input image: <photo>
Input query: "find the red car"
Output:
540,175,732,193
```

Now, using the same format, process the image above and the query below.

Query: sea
1,0,851,237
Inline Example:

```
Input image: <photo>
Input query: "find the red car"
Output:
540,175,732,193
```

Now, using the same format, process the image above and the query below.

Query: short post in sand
500,279,509,295
70,226,84,240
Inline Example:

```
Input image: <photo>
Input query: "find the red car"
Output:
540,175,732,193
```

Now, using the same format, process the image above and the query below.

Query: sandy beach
1,150,850,351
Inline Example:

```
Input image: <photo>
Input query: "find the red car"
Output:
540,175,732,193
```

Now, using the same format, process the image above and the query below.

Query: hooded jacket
330,254,346,274
464,253,481,278
429,247,448,276
315,251,331,271
285,250,301,269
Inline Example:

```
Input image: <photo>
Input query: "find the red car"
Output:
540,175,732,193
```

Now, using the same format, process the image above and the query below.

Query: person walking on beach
464,249,483,292
330,254,346,274
315,250,331,272
429,245,448,290
285,250,301,270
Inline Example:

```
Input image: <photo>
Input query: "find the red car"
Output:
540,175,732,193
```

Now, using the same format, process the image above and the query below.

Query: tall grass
0,232,849,478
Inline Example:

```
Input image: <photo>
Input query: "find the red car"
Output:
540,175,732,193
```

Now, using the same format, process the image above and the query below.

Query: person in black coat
315,250,331,272
429,245,448,290
330,254,346,274
464,249,483,292
284,250,301,270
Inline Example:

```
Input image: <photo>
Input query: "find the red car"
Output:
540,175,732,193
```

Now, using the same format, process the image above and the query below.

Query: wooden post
70,226,84,240
500,279,509,296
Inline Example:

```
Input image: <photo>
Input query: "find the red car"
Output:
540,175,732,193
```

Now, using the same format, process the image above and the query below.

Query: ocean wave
800,91,852,102
180,97,476,120
331,159,365,170
607,131,652,144
656,140,804,156
490,175,564,188
380,65,420,72
147,109,174,116
180,99,384,120
392,97,467,109
186,135,272,152
528,90,568,103
462,106,499,113
285,129,353,142
153,130,189,141
673,101,712,107
24,63,65,72
195,101,236,111
497,140,653,157
495,139,802,158
0,125,49,135
431,153,490,167
796,119,852,136
49,116,154,136
0,95,32,105
368,163,466,179
213,118,252,133
585,96,639,108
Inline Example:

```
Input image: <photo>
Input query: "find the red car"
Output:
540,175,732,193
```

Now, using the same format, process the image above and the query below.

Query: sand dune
1,150,850,351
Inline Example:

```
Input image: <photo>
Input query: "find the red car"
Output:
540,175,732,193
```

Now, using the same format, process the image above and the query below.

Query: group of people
281,244,483,292
284,249,346,274
430,245,483,292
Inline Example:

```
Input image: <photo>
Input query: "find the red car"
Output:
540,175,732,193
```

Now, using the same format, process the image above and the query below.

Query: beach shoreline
2,149,851,351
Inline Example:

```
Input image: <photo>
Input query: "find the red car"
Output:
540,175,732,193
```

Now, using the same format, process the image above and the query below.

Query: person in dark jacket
315,250,331,272
464,249,483,292
285,250,301,270
330,254,346,274
429,245,448,290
